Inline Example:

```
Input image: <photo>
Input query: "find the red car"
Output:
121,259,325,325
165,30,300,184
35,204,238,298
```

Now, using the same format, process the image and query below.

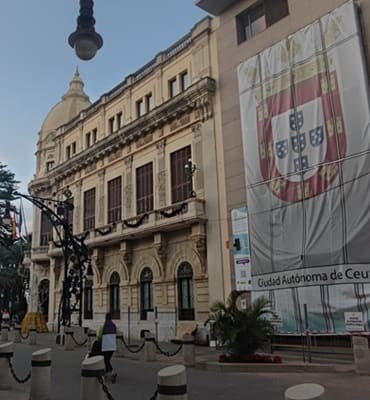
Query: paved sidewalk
1,332,369,400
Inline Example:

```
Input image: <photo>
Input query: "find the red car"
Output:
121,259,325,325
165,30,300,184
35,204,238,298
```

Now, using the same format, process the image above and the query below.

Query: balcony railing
32,198,207,256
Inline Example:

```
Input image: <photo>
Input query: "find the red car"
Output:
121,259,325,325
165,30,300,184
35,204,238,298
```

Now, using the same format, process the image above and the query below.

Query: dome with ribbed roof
40,69,91,141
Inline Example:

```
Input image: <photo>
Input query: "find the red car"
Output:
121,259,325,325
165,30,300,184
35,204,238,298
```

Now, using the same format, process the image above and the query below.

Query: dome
40,69,91,140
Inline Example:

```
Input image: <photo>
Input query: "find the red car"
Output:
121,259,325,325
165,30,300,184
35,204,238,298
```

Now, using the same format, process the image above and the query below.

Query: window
146,93,154,112
136,162,153,214
236,0,288,44
177,263,194,321
170,146,191,204
169,78,178,98
136,99,145,117
86,132,91,148
117,112,123,129
180,71,189,91
46,161,54,172
66,146,71,160
109,272,120,319
236,2,266,44
84,280,93,320
107,176,122,223
83,188,96,230
140,268,153,320
40,211,53,246
109,117,115,134
92,128,97,144
72,142,76,155
264,0,289,27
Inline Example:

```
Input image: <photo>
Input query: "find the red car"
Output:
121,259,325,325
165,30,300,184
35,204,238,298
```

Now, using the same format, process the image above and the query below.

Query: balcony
88,197,207,246
195,0,238,16
31,245,50,262
32,198,207,256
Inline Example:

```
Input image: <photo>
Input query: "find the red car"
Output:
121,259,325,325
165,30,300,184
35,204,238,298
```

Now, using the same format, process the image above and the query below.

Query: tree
208,291,274,355
0,163,28,319
0,162,19,247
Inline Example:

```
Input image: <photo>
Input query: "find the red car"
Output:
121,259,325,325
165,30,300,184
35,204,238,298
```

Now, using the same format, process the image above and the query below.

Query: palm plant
209,291,274,355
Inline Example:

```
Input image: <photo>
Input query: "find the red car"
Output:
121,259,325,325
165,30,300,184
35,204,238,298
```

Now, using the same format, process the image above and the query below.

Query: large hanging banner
238,1,370,333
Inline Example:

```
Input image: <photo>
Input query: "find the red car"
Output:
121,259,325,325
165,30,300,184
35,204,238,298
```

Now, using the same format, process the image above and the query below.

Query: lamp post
184,158,197,198
68,0,103,61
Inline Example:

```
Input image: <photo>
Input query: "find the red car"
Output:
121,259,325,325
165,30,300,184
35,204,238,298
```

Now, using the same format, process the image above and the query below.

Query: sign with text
231,207,252,291
345,312,364,332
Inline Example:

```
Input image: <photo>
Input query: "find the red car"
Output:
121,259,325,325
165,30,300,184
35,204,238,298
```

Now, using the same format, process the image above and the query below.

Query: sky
0,1,207,231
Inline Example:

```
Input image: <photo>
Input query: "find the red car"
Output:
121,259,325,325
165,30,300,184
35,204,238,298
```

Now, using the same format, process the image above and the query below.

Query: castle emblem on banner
257,54,346,203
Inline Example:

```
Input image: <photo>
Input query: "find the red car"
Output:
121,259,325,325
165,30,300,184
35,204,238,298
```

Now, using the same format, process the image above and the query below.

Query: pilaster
123,156,133,217
156,139,167,207
97,169,106,226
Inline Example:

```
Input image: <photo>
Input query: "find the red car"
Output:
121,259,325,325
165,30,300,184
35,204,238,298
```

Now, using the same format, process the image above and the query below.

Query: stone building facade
28,17,224,339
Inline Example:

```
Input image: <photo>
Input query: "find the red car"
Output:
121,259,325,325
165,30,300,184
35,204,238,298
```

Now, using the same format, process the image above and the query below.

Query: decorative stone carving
108,148,122,162
92,248,104,280
136,133,153,149
85,162,97,174
155,243,168,267
124,155,133,169
121,248,132,271
192,123,202,138
192,235,207,272
156,138,166,155
157,170,167,207
124,184,133,210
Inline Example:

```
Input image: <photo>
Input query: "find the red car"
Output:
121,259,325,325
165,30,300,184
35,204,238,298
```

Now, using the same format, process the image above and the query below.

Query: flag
18,206,23,237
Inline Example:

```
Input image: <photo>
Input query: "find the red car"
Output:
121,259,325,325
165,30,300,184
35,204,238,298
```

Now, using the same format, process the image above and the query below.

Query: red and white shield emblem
257,72,346,202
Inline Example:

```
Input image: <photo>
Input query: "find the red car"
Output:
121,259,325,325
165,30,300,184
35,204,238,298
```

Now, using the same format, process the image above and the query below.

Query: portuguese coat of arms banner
238,1,370,332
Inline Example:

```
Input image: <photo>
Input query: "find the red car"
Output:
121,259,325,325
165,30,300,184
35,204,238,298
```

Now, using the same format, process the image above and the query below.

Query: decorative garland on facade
95,226,113,236
159,203,187,218
123,213,148,228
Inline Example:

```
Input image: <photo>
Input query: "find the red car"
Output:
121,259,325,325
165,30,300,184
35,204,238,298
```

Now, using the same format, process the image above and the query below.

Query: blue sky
0,1,206,230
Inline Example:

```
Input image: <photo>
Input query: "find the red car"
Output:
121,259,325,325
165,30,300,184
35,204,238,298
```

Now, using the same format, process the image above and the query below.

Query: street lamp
3,190,94,332
68,0,103,61
184,158,197,198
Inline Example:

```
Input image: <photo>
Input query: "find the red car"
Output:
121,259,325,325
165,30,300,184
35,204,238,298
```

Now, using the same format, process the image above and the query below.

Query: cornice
52,77,216,182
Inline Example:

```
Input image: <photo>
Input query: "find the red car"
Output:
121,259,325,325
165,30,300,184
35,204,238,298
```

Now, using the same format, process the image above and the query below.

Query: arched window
140,268,153,320
84,279,93,320
109,272,120,319
177,263,194,320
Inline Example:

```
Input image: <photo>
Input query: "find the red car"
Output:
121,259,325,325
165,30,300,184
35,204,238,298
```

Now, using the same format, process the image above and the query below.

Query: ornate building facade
28,18,225,339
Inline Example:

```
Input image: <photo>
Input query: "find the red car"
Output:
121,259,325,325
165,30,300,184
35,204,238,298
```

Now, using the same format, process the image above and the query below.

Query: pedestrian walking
97,313,117,383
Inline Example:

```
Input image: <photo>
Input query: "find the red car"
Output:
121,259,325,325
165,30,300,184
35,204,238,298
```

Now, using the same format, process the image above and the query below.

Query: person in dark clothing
97,313,117,381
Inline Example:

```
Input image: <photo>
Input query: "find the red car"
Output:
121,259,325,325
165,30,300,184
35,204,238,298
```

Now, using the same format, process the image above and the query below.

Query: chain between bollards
7,357,31,383
153,340,183,357
118,336,145,353
19,332,30,340
71,332,88,346
97,375,116,400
